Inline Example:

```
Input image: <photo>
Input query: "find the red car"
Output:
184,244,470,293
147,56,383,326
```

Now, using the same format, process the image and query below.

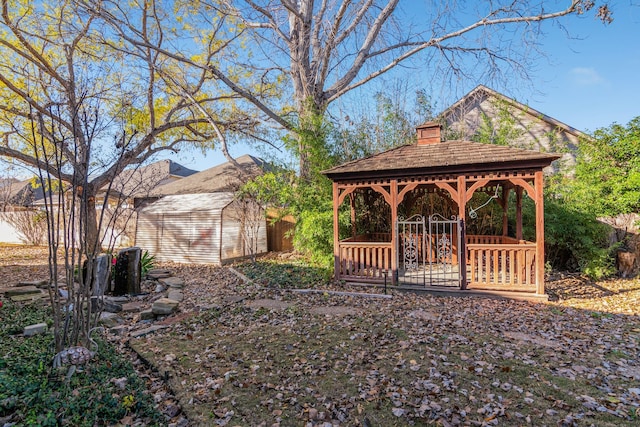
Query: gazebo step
344,281,549,302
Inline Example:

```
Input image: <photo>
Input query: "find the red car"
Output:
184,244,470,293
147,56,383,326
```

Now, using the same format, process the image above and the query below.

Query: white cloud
569,67,606,86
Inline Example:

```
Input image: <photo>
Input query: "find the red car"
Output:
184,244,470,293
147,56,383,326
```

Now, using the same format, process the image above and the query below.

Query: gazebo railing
338,240,392,282
466,235,522,245
337,233,537,290
467,243,536,289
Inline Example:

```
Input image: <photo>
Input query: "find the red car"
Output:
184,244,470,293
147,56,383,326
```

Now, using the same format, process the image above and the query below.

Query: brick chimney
416,121,442,145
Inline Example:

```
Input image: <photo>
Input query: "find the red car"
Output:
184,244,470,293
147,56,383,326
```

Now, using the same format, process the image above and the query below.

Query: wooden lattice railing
467,243,536,289
337,234,537,290
338,241,392,282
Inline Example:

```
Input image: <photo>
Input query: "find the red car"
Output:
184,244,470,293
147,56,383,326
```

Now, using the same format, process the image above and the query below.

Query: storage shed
135,192,267,265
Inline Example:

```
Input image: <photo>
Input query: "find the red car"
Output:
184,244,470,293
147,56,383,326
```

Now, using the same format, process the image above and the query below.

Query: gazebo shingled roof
323,140,560,179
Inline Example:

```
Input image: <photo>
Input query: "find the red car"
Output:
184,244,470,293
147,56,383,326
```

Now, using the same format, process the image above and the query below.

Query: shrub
524,197,615,279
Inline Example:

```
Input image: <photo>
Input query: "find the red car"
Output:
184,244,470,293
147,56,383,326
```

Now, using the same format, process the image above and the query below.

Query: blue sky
4,2,637,177
172,1,639,172
527,0,640,133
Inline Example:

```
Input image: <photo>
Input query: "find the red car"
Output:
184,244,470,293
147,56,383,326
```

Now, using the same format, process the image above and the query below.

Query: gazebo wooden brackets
331,171,546,293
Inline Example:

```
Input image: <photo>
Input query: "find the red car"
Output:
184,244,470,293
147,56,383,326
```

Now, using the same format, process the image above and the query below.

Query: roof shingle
323,140,561,180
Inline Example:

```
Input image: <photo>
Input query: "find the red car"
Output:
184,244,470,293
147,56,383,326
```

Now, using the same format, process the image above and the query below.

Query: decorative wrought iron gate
396,215,426,286
396,214,462,287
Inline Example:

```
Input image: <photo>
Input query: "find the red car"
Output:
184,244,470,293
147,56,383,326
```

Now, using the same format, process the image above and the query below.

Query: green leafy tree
568,117,640,217
0,0,260,351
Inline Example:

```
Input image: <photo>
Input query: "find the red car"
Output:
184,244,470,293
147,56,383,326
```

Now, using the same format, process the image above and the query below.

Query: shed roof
322,139,561,181
139,192,235,214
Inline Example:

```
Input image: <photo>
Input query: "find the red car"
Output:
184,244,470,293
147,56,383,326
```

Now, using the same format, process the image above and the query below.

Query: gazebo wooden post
457,176,467,289
535,171,545,295
349,193,357,238
332,182,340,280
391,179,398,285
515,187,524,240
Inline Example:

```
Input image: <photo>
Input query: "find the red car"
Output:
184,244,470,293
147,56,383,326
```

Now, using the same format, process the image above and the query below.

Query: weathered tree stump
113,247,142,295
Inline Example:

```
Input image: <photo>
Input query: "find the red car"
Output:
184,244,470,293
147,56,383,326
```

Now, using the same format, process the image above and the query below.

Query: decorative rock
167,290,184,302
99,312,122,328
10,293,45,302
24,323,48,336
122,301,145,313
91,254,112,297
109,325,129,336
113,247,142,296
105,295,129,303
17,280,48,288
5,286,41,297
101,299,123,313
152,298,179,315
140,309,155,320
159,277,184,289
154,284,166,293
147,268,172,279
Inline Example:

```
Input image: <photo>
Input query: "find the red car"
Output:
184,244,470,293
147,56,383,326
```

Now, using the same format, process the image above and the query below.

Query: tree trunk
84,188,101,254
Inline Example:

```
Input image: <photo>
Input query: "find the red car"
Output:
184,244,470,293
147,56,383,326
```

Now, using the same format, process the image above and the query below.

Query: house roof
104,159,198,199
322,139,561,181
138,192,235,214
0,178,35,206
149,154,267,197
439,85,587,139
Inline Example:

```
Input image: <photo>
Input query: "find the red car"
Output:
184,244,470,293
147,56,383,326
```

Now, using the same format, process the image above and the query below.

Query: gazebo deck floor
344,281,549,302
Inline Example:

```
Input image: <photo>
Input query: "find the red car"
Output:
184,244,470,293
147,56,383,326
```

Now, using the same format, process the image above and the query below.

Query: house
440,85,587,169
100,159,198,209
0,160,197,247
0,178,33,211
145,154,267,199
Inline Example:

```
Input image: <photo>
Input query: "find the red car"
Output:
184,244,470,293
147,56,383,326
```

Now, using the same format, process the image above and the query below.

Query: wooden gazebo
322,122,560,297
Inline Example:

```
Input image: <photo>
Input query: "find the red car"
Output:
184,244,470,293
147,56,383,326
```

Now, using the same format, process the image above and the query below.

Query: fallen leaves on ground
129,266,640,426
2,247,639,426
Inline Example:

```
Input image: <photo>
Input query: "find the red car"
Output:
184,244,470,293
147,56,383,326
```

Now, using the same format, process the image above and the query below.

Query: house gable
439,85,587,168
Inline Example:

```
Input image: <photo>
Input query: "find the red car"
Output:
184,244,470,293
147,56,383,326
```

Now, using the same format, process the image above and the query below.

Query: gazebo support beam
391,179,398,285
501,186,512,237
515,187,523,240
333,182,340,278
535,171,545,295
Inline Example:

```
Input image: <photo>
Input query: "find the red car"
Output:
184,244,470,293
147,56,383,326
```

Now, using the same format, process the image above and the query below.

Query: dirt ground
2,245,640,426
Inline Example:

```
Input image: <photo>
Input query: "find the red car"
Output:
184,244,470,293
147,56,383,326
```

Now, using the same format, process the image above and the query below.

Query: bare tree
4,210,47,245
115,0,610,179
0,0,259,351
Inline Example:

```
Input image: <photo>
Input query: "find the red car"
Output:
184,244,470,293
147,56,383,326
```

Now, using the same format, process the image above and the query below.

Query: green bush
141,250,156,276
524,197,615,279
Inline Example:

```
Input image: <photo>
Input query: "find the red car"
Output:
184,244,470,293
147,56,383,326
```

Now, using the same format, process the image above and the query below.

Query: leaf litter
1,247,638,426
126,262,640,426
